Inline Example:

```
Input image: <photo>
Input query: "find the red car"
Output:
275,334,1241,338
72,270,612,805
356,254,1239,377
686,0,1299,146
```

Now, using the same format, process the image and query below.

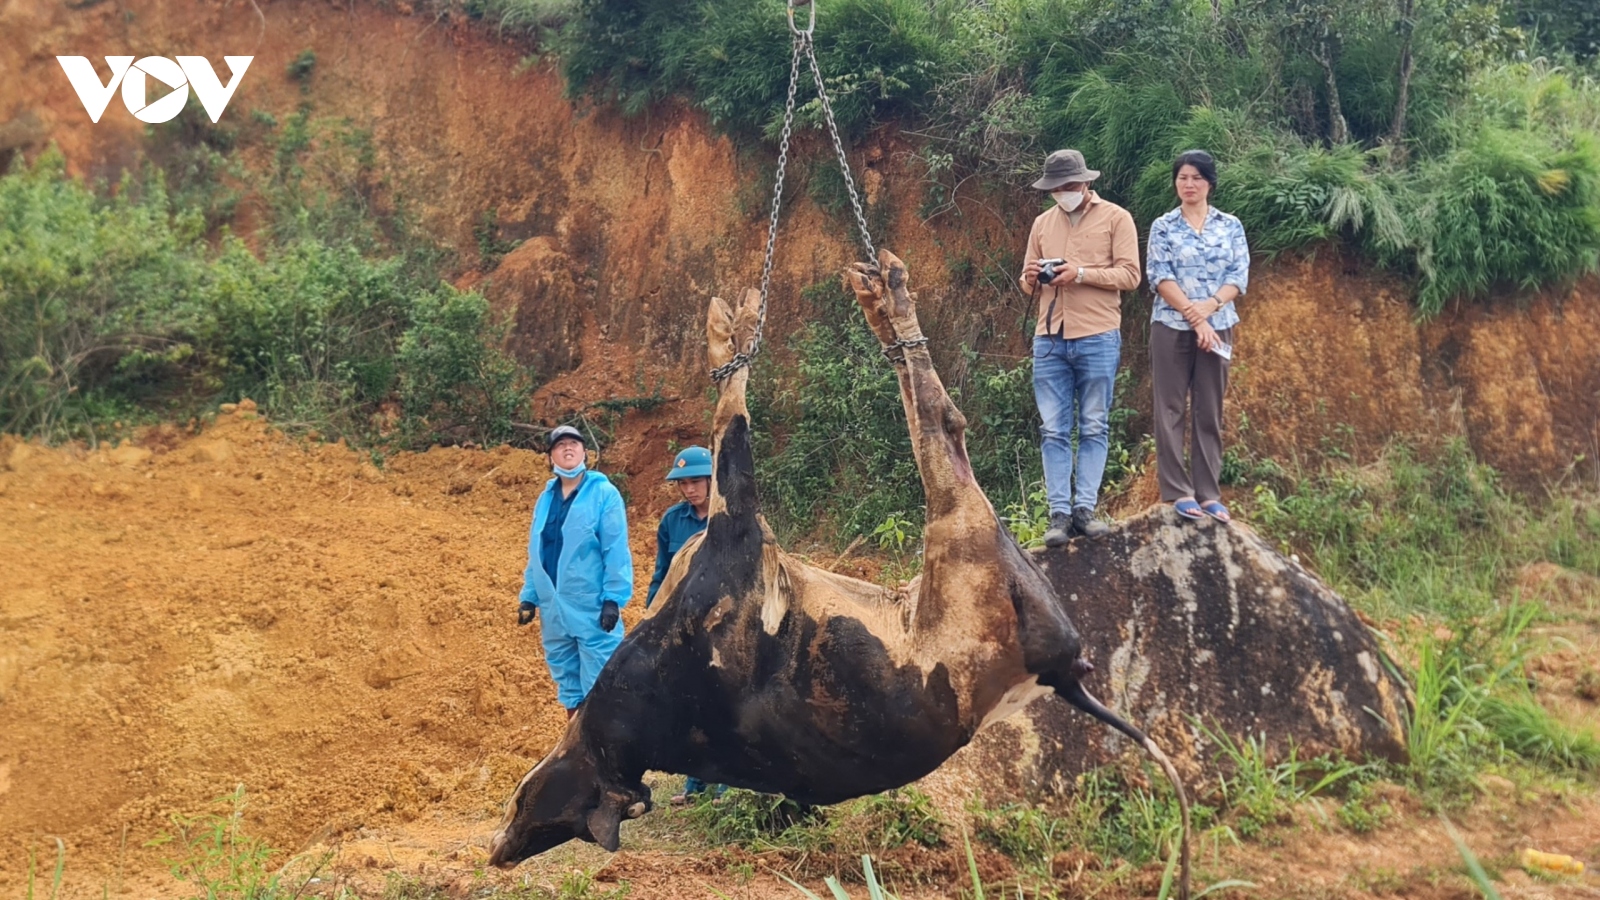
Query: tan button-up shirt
1019,192,1142,339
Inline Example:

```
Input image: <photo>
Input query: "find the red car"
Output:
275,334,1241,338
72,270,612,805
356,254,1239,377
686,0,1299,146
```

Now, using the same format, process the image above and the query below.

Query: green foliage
1249,439,1535,620
287,49,316,83
1440,814,1505,900
545,0,1600,311
678,789,831,852
25,837,65,900
970,769,1206,874
146,786,282,900
1479,693,1600,771
780,855,901,900
396,288,531,445
0,148,205,441
753,282,1151,547
0,104,531,448
1410,124,1600,314
1198,723,1371,840
851,787,944,849
750,280,919,542
1336,778,1396,833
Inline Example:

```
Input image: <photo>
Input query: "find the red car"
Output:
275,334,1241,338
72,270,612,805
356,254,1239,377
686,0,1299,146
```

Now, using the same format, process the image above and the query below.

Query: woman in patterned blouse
1145,149,1249,524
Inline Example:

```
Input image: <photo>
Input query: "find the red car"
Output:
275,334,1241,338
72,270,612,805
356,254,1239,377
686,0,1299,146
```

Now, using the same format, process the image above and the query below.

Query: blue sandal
1174,498,1204,520
1201,501,1232,523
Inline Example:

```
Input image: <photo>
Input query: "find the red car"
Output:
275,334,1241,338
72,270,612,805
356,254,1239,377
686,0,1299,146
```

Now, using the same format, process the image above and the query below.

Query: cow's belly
687,611,975,804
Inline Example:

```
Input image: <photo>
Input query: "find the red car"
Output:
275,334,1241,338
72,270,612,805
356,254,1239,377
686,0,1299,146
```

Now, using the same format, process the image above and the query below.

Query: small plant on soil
1197,722,1371,841
146,785,281,900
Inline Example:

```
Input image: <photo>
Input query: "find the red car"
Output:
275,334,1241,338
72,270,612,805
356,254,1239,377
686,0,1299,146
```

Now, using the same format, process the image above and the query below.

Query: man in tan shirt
1017,149,1141,546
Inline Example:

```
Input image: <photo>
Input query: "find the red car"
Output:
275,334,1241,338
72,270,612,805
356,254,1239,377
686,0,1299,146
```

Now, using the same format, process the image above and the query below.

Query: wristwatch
1075,266,1085,284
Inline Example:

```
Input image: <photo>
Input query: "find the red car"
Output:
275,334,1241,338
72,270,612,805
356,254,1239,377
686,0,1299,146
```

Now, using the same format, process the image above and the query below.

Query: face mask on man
553,461,587,479
1052,189,1085,212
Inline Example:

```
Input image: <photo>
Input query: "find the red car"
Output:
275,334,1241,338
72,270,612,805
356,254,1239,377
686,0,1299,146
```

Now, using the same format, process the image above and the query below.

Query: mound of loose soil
0,409,637,894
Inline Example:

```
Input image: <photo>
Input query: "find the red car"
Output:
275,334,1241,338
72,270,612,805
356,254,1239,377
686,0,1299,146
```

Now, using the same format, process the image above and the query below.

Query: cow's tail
1059,680,1191,900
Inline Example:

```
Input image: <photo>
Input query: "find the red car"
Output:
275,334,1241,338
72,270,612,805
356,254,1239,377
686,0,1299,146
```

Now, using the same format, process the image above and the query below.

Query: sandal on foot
1200,501,1231,523
1174,498,1204,520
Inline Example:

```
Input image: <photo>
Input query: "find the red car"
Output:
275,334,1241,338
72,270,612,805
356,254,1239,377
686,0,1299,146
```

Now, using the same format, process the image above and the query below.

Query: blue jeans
1033,330,1121,514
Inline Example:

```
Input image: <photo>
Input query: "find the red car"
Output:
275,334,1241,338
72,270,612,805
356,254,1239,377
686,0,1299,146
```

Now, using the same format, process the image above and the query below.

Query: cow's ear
586,799,622,852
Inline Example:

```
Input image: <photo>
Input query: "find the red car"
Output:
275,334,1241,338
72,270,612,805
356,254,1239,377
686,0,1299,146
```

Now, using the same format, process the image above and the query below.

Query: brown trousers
1150,322,1233,504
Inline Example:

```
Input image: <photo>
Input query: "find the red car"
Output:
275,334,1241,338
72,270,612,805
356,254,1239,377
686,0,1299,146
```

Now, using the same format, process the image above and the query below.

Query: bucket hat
1030,149,1101,190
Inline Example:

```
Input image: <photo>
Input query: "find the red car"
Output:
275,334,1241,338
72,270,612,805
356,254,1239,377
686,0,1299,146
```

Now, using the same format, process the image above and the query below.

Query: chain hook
787,0,816,36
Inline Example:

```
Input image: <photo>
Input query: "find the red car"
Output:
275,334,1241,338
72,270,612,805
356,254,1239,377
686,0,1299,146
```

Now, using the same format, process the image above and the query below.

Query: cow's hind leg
842,251,977,521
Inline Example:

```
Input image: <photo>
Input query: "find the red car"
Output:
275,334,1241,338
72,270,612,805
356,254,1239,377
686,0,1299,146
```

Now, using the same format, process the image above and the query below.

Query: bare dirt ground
3,406,1599,899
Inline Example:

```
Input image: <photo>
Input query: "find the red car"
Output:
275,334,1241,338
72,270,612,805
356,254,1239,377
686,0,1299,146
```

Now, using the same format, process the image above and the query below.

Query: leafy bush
1,115,531,447
0,149,204,440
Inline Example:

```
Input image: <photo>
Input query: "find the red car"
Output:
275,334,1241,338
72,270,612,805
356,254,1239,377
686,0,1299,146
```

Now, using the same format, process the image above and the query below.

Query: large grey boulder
948,505,1410,799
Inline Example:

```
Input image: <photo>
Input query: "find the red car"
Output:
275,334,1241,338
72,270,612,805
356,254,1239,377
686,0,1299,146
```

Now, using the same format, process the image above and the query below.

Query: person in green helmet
646,445,725,804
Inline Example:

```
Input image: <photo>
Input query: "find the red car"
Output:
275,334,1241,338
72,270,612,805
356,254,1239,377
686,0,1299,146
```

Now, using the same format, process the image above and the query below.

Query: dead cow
489,251,1191,895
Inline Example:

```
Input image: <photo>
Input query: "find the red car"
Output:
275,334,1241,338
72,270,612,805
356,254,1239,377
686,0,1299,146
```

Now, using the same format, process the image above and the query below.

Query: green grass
1246,438,1598,621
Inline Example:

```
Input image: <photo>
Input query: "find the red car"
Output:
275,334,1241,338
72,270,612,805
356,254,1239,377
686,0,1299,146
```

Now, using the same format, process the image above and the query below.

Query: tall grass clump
1410,127,1600,314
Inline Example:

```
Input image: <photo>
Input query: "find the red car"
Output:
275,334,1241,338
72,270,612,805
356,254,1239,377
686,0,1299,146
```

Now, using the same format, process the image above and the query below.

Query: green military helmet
666,445,712,480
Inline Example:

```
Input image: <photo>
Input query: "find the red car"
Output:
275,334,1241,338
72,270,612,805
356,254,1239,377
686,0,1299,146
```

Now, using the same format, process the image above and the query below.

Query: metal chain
803,37,877,264
709,0,881,381
709,35,803,384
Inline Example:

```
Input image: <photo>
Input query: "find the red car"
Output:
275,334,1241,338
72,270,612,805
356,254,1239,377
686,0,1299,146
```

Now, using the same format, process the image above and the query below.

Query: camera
1037,258,1066,285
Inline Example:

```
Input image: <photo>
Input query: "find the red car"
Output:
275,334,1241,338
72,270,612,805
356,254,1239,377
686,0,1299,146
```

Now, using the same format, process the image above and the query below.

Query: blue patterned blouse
1146,206,1250,332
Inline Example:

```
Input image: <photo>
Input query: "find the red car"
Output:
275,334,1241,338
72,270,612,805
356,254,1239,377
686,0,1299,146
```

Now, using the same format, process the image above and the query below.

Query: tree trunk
1388,0,1417,160
1313,38,1348,145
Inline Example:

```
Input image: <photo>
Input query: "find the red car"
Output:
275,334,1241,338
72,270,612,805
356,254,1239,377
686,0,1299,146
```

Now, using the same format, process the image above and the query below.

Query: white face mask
1052,189,1085,212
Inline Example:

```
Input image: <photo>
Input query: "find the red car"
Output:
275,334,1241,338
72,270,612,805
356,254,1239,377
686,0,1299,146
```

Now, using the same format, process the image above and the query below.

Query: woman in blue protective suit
516,425,634,720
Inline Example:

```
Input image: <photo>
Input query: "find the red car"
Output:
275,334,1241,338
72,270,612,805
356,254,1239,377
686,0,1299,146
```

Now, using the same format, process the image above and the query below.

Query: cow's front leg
706,289,763,521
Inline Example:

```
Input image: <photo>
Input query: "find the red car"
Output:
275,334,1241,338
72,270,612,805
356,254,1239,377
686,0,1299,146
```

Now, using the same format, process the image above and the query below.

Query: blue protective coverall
518,471,633,709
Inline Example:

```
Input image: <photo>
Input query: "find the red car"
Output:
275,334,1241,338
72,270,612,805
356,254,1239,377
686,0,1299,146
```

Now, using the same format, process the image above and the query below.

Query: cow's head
486,718,652,868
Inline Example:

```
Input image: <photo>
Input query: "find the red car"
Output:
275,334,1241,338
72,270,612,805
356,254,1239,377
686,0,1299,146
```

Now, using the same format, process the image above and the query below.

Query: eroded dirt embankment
4,0,1600,480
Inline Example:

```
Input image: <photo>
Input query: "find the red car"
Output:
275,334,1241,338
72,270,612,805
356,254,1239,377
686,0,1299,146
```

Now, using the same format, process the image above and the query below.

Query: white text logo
57,56,253,124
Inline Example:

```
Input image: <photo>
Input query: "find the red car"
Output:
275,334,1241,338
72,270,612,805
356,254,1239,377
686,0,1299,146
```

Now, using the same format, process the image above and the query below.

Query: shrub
0,134,531,449
1410,126,1600,313
0,149,205,441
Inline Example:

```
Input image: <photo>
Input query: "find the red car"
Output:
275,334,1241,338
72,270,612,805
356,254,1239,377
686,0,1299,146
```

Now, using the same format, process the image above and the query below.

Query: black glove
599,600,619,633
517,601,537,626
